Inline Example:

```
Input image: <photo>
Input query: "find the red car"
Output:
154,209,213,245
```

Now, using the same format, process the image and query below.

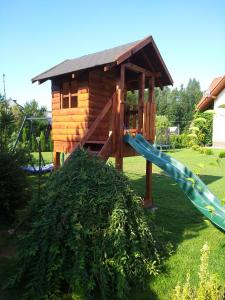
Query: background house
197,76,225,147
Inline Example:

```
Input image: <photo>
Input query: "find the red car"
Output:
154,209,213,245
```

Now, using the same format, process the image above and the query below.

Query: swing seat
21,163,54,174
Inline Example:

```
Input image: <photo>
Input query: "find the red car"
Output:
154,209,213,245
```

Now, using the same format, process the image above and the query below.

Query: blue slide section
124,134,225,231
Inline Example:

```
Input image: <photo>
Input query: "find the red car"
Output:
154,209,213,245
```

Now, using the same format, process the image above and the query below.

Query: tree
155,115,170,145
39,131,46,151
22,127,28,145
154,78,203,132
0,96,15,151
23,99,47,117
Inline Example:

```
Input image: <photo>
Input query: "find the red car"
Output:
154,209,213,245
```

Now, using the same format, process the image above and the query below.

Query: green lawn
1,148,225,299
122,149,225,299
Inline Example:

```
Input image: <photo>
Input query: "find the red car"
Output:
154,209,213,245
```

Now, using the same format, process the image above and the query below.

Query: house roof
197,76,225,111
32,36,173,87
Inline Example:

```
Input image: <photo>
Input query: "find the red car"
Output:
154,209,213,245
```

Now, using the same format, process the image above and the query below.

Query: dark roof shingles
32,40,140,82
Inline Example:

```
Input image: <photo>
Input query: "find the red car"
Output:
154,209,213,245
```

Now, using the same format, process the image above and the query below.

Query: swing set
13,115,54,174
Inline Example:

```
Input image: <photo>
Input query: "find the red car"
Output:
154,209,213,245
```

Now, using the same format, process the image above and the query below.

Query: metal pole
3,74,6,100
36,137,41,201
12,115,27,152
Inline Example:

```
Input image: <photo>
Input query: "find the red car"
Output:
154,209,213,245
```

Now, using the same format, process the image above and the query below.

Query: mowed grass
121,148,225,299
1,148,225,299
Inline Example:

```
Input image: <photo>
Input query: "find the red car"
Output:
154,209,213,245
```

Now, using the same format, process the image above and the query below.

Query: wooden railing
124,102,156,141
124,104,138,134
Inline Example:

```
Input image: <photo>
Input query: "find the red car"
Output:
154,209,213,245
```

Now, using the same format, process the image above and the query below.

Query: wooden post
115,65,125,170
143,77,155,208
138,72,145,133
54,152,61,170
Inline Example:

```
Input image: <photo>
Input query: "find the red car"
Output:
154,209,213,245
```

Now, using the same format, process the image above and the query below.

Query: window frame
60,81,78,109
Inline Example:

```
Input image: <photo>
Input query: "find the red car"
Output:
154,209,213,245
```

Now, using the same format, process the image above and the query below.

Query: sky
0,0,225,110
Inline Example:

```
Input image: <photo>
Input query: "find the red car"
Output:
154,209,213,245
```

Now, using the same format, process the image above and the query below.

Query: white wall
213,88,225,147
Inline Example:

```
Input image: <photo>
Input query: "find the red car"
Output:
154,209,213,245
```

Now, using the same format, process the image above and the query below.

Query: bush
0,150,31,222
218,151,225,158
198,147,204,154
197,148,214,155
172,243,224,300
189,111,213,146
10,150,167,300
192,145,200,151
204,148,214,155
170,134,189,149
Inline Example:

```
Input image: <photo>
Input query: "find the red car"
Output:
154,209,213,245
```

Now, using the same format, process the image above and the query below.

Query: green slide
124,134,225,231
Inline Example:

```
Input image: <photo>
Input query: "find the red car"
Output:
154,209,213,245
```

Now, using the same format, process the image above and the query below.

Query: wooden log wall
51,70,116,153
89,70,116,142
51,80,91,153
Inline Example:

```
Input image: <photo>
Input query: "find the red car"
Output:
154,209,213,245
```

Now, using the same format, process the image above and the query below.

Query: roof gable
197,76,225,111
32,36,173,87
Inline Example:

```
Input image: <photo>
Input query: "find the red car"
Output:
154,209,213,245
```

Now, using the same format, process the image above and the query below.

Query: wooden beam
116,36,152,65
104,62,116,72
138,72,145,133
64,95,113,164
98,132,113,161
115,64,125,170
143,161,152,208
143,76,155,208
141,49,166,90
141,49,154,71
54,152,61,169
124,62,160,78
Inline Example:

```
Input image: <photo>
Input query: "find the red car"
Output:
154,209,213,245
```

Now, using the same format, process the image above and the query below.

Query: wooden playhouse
32,35,173,207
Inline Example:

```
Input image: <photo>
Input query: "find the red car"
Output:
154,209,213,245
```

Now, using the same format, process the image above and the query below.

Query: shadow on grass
127,172,223,300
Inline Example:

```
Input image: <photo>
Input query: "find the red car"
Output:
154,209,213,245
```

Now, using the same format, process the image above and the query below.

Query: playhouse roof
32,36,173,87
197,76,225,111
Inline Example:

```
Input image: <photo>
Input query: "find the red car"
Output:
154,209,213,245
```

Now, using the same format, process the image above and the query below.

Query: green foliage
170,134,189,149
189,111,213,146
39,131,46,151
191,145,200,151
155,115,170,145
126,78,202,134
22,127,28,145
172,243,224,300
0,99,16,151
218,151,225,158
48,133,53,152
23,99,47,117
156,115,170,128
126,91,138,105
204,148,214,155
196,147,214,155
155,79,202,132
10,150,167,300
0,149,31,222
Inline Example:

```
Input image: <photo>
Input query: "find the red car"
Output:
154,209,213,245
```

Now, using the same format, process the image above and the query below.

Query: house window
61,81,78,109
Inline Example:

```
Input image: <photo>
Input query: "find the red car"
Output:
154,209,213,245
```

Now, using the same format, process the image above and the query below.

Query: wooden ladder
65,95,114,164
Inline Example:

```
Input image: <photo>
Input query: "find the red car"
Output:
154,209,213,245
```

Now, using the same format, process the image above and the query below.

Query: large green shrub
0,150,31,222
10,150,166,300
189,112,213,147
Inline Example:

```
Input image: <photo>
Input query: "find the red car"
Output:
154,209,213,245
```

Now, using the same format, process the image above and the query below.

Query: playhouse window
71,95,78,108
61,81,78,109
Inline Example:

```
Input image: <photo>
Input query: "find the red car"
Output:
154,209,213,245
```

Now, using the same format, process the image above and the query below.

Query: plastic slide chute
124,134,225,231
